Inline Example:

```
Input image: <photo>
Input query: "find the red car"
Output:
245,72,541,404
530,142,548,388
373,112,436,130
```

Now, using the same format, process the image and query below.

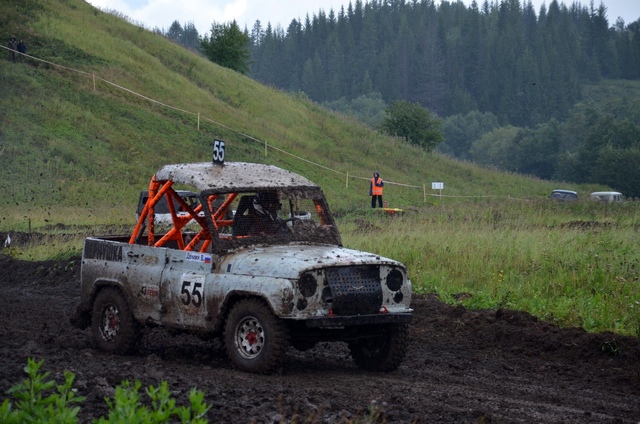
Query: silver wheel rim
234,315,265,360
100,305,120,341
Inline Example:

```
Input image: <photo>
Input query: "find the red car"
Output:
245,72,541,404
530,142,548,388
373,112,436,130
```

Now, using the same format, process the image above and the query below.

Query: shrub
0,358,210,423
0,358,84,424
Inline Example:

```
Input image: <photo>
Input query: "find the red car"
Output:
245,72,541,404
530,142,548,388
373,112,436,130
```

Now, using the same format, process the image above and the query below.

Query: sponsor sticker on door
186,252,212,263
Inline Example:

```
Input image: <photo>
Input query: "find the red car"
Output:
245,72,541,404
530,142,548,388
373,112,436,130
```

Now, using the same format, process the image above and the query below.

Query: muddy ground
1,245,639,423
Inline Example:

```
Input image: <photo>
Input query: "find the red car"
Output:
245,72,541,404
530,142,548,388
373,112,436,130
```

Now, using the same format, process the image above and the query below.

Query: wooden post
423,184,426,203
346,172,349,188
197,112,200,131
93,74,96,90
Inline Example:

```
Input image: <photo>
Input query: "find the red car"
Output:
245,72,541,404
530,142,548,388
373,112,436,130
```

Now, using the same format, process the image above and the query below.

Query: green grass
343,199,640,336
4,198,638,336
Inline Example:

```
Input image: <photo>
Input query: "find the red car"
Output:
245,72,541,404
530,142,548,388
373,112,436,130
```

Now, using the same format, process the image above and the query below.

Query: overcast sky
84,0,640,35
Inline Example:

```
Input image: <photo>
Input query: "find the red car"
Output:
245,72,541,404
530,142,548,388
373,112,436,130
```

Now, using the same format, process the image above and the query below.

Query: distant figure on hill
17,39,26,62
7,36,17,62
370,171,384,208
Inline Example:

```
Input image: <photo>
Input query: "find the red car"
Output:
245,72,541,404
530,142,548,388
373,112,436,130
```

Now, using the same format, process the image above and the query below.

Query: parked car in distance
590,191,623,203
550,189,578,201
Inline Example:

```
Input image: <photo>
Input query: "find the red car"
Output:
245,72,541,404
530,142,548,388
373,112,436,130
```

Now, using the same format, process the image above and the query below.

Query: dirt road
0,253,639,423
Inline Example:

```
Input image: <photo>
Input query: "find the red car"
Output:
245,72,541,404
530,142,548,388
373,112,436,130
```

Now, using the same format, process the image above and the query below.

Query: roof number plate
212,139,226,165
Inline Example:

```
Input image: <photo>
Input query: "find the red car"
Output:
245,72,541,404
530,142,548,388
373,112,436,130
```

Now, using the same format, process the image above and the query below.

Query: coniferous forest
250,0,639,123
161,0,640,196
242,0,640,196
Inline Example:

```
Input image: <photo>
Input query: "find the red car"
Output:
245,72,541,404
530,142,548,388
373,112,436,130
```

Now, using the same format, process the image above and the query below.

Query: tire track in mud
1,255,639,423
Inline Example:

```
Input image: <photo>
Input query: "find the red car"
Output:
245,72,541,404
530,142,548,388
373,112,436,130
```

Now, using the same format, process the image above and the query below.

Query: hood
220,244,403,279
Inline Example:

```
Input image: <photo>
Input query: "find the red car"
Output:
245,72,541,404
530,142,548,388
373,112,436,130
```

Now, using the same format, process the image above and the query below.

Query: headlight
298,272,318,298
386,268,404,292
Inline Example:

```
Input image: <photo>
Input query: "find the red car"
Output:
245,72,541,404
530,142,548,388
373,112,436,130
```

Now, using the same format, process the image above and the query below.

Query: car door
160,249,214,330
120,242,168,324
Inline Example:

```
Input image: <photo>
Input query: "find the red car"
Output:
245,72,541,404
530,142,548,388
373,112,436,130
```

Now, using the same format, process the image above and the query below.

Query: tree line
161,0,640,197
440,99,640,197
249,0,640,126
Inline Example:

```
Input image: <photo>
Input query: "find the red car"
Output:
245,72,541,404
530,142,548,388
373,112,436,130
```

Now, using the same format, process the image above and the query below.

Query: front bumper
302,312,412,328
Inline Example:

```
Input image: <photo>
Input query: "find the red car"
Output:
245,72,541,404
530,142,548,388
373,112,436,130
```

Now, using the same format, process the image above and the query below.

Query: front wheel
348,324,409,372
91,287,139,354
224,298,289,374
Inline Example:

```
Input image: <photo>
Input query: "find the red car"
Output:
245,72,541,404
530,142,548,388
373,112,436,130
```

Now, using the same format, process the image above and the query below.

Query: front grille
326,266,382,315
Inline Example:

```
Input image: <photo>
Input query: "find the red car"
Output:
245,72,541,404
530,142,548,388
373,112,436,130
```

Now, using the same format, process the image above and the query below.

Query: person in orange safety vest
370,171,384,208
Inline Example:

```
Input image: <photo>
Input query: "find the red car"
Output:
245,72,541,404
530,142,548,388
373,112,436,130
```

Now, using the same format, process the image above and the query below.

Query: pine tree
201,21,251,74
166,21,183,43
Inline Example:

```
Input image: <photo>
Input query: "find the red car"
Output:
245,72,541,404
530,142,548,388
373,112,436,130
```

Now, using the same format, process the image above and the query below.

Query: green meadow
344,199,640,337
4,198,639,337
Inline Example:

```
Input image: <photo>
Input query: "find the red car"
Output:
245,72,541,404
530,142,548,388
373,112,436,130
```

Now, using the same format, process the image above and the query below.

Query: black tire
348,324,409,372
91,287,139,354
224,298,289,374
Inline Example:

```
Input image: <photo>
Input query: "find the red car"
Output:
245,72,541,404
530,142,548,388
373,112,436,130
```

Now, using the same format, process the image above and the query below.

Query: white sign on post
432,182,444,197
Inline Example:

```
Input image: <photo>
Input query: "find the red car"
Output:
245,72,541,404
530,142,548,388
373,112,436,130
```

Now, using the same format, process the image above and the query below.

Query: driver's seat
232,195,254,236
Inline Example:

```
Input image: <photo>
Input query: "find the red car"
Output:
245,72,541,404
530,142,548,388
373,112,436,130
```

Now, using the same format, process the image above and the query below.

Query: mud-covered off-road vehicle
72,159,412,374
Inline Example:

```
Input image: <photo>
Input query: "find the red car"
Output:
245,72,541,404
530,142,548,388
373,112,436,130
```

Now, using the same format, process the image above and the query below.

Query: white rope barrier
2,45,517,201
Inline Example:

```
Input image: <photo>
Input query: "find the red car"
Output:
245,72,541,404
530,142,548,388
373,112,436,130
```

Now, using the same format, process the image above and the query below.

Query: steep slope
0,0,591,227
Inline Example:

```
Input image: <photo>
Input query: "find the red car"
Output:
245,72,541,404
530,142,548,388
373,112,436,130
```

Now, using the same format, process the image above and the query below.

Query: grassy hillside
0,0,608,230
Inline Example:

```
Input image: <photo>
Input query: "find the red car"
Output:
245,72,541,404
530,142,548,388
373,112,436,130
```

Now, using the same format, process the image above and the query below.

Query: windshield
201,187,342,252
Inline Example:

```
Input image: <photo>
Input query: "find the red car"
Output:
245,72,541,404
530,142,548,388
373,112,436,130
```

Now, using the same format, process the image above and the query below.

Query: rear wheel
348,324,409,372
224,298,289,374
91,287,139,354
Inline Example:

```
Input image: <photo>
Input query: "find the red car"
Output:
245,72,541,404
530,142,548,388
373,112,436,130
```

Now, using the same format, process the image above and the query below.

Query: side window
231,194,257,237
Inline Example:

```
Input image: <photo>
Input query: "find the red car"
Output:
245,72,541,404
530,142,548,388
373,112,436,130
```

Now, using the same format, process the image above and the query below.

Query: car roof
154,162,319,192
551,189,577,194
590,191,622,195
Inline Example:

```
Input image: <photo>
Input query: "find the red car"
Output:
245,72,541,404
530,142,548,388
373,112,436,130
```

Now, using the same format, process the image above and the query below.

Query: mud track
0,253,639,423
